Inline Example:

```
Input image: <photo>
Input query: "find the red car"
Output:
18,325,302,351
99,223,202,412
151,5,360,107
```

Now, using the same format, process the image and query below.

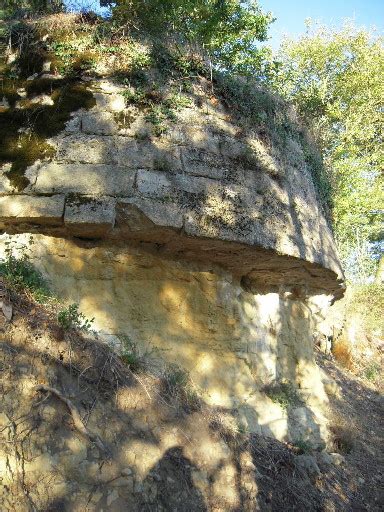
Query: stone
64,197,116,238
65,116,81,133
317,451,333,466
0,165,13,195
111,477,134,490
26,453,57,473
107,489,119,506
121,467,133,476
0,195,65,227
181,147,229,180
329,453,346,466
323,378,341,398
29,94,54,106
0,71,348,460
0,412,9,427
93,92,126,112
118,198,184,230
56,135,116,164
136,170,173,198
33,163,136,196
116,139,152,168
82,111,118,135
295,455,321,479
134,482,144,493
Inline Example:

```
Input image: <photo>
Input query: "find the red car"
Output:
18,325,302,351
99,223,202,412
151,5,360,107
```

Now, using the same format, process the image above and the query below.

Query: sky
259,0,384,49
66,1,384,49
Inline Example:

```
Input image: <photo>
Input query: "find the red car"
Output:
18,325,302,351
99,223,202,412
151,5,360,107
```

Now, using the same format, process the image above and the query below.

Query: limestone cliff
0,19,345,448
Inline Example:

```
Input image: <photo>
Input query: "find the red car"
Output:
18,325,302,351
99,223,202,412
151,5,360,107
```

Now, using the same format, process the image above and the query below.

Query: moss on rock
0,81,95,190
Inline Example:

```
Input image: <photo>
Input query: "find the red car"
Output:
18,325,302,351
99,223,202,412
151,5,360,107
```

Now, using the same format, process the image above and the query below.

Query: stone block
56,135,116,164
64,115,81,133
181,147,229,180
152,142,183,172
82,111,118,135
0,195,65,226
116,139,154,168
0,165,14,195
137,170,222,199
93,92,126,112
33,163,135,196
116,139,182,171
119,197,183,229
174,174,226,195
64,196,116,238
295,454,321,479
136,170,173,198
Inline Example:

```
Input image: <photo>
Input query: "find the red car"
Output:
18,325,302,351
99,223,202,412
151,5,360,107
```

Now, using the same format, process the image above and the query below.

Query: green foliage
164,363,201,411
271,23,384,280
347,283,384,336
57,303,94,331
120,335,145,372
264,382,303,410
0,237,51,302
215,73,277,124
293,438,313,454
112,0,274,74
122,84,192,135
363,362,381,382
1,1,63,17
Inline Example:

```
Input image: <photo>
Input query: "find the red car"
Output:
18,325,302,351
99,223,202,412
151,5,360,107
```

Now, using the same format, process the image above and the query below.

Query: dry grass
332,337,353,369
329,415,355,454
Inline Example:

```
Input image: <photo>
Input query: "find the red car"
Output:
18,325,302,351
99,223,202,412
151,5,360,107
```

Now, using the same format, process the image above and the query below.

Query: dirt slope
0,287,382,511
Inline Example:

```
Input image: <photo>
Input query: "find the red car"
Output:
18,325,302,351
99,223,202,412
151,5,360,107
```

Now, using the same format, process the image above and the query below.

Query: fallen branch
34,385,107,454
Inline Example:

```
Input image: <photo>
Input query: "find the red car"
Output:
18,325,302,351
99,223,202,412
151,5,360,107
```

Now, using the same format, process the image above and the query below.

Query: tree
270,22,384,281
111,0,274,74
0,0,63,14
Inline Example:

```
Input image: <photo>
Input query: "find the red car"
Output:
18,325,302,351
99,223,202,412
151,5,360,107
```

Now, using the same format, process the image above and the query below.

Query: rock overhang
0,79,345,300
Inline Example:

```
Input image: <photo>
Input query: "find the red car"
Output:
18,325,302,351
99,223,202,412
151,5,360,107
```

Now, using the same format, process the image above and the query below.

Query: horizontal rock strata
0,81,344,299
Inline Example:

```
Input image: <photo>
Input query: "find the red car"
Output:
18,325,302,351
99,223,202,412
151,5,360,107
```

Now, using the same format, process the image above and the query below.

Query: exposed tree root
34,385,107,455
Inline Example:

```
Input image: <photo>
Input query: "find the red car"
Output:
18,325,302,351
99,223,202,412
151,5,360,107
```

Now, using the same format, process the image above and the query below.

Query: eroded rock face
0,80,344,446
0,233,329,447
0,79,344,299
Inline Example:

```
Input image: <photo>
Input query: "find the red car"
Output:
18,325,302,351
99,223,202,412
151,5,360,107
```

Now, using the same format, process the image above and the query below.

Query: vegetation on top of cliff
110,0,275,76
268,22,383,282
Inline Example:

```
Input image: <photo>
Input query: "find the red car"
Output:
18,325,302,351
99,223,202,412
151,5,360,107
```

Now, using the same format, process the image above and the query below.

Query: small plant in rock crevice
120,335,146,372
119,335,164,373
264,381,304,410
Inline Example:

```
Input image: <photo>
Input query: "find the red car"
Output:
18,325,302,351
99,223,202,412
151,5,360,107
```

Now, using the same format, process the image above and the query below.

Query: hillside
0,9,382,512
0,284,383,511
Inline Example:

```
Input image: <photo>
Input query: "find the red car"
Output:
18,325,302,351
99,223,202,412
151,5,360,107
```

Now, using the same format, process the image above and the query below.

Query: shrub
363,362,381,382
330,422,354,454
332,336,353,369
348,283,384,337
57,303,94,331
0,237,51,302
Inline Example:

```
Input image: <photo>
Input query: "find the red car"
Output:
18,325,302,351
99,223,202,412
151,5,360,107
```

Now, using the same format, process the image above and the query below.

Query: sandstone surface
0,79,345,448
